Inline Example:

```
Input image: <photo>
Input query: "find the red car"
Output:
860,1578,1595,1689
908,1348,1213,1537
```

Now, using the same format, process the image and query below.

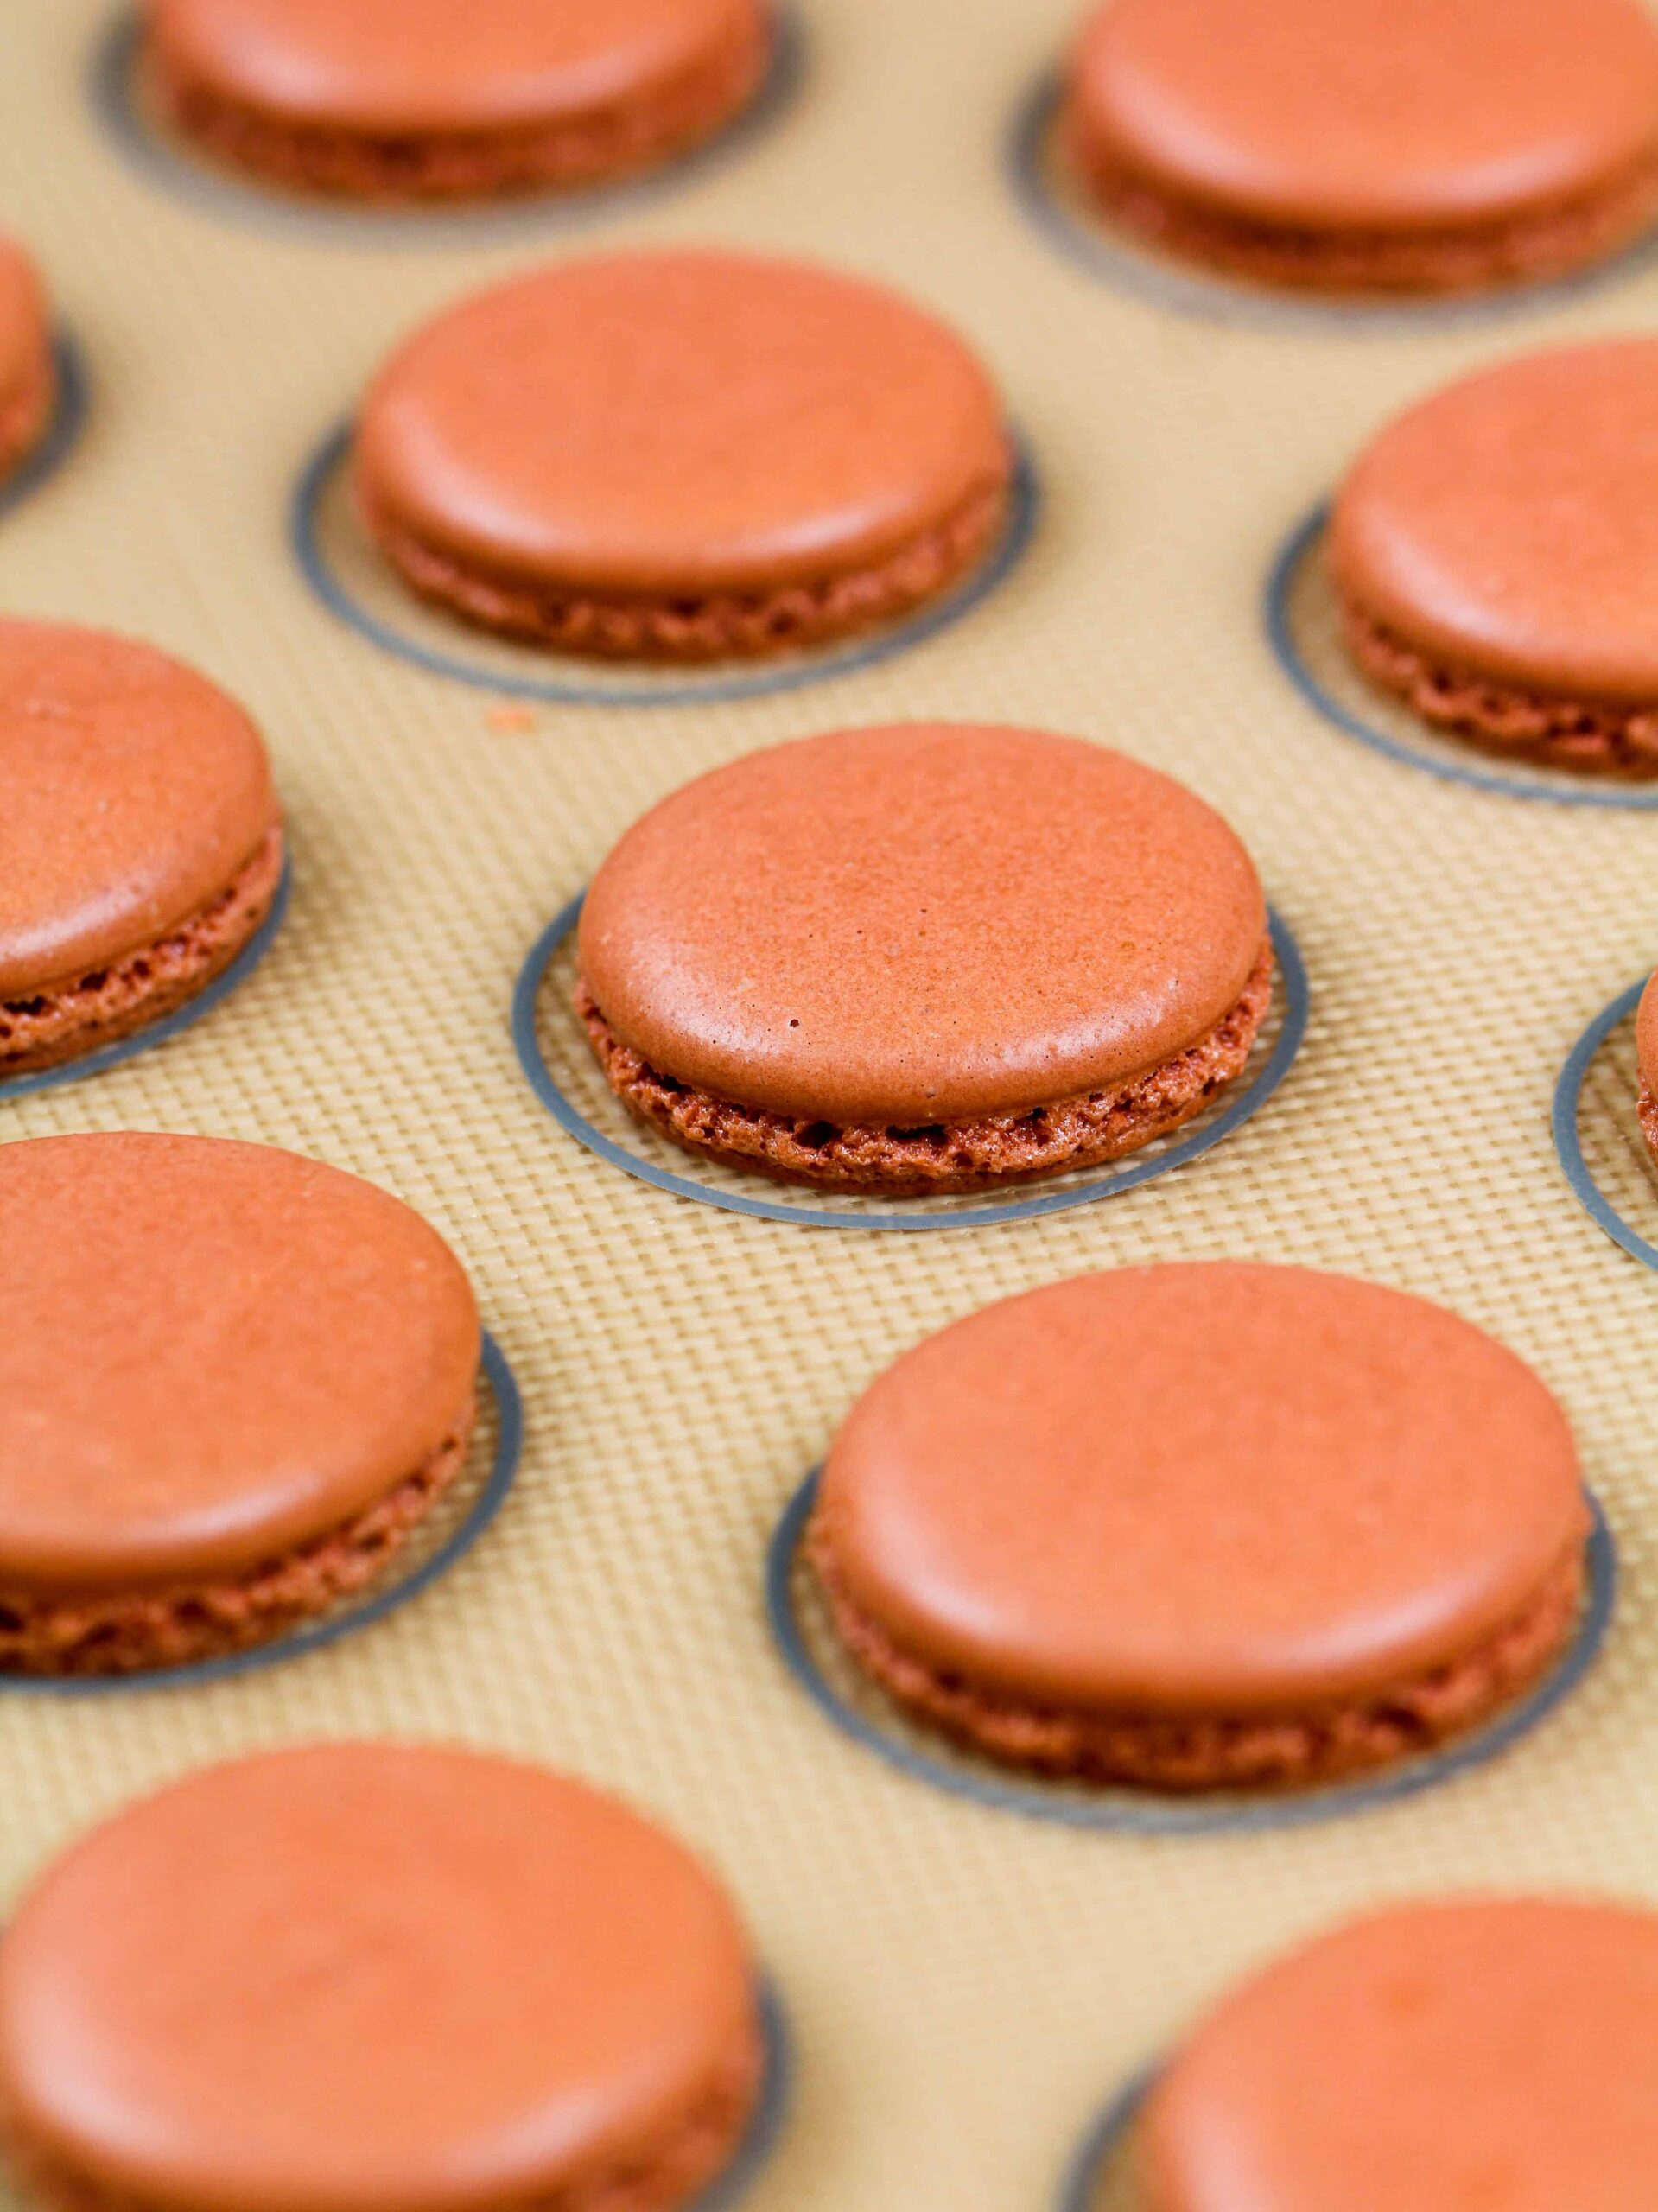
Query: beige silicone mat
6,4,1658,2205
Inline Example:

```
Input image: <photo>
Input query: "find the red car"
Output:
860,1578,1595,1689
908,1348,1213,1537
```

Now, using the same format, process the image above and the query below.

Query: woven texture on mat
5,5,1658,2208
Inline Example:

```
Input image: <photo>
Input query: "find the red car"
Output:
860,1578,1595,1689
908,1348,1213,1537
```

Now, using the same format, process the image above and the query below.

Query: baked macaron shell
1639,969,1658,1093
0,1134,480,1592
1331,340,1658,705
577,724,1265,1126
815,1264,1586,1714
0,238,49,431
147,0,765,136
1143,1899,1658,2211
0,621,279,996
1069,0,1658,233
354,252,1010,598
0,1744,759,2212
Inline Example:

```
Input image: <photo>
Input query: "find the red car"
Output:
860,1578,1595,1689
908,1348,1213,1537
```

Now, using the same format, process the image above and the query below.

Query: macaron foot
0,1391,474,1676
1069,131,1658,296
0,825,284,1078
359,474,1008,664
1343,598,1658,777
807,1528,1585,1792
575,939,1272,1196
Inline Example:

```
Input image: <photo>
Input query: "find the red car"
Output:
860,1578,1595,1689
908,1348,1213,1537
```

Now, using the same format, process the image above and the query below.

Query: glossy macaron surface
147,0,765,134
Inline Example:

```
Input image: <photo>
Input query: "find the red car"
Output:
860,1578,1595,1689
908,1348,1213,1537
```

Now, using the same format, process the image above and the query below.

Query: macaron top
1331,340,1658,703
1639,969,1658,1092
0,1744,758,2212
0,235,48,418
1070,0,1658,233
1144,1898,1658,2211
578,724,1265,1126
148,0,765,135
354,252,1009,597
816,1264,1585,1713
0,621,280,998
0,1134,480,1593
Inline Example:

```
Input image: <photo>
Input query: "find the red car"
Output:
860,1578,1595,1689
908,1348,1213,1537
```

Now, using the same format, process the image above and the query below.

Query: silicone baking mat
6,7,1658,2207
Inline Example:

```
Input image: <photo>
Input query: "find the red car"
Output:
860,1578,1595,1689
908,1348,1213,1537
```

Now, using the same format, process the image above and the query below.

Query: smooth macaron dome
1331,340,1658,776
1064,0,1658,293
0,1133,481,1673
575,722,1270,1193
808,1263,1590,1788
0,236,53,482
0,620,283,1077
0,1744,764,2212
144,0,772,200
353,251,1013,661
1143,1898,1658,2209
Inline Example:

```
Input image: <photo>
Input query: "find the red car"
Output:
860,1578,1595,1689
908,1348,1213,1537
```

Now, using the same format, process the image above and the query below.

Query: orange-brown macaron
808,1264,1590,1789
576,723,1270,1195
0,1744,764,2212
1331,340,1658,777
1063,0,1658,295
1636,970,1658,1161
143,0,772,201
0,621,283,1077
0,1133,481,1674
0,238,54,486
1142,1897,1658,2209
354,251,1013,663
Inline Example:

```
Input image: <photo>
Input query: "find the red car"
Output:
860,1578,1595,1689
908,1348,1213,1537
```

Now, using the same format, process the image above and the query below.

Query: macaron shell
147,0,765,135
0,1134,480,1591
0,621,280,997
816,1264,1585,1713
354,253,1009,597
1144,1899,1658,2211
1639,969,1658,1092
0,1745,757,2212
1070,0,1658,232
0,236,48,421
577,723,1265,1126
1331,340,1658,703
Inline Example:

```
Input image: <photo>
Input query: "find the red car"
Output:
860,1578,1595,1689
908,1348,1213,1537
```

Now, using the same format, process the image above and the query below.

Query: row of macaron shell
112,0,1658,324
15,205,1658,791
